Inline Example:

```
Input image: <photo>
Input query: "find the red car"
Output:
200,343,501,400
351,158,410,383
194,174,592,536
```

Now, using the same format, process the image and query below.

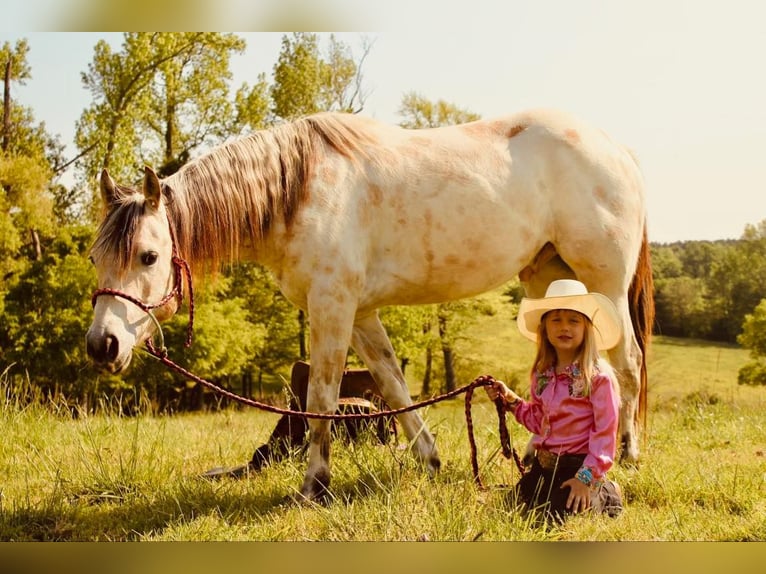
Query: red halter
90,216,194,354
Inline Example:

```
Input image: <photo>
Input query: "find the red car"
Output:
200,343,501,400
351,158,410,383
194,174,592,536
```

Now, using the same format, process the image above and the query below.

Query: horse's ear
100,169,118,206
143,166,162,210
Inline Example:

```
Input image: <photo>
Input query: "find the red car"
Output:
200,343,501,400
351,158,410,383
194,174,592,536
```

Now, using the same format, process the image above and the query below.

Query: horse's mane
90,113,371,273
90,184,148,275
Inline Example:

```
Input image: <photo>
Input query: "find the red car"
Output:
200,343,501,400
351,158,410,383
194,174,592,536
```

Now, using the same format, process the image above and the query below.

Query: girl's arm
581,372,620,481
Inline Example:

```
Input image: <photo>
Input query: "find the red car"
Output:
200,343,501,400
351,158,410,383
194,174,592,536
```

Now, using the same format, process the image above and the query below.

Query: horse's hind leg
606,297,644,464
350,312,440,475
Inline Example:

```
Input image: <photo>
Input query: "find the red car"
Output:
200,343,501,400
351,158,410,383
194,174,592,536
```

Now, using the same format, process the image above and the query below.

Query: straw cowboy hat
517,279,622,350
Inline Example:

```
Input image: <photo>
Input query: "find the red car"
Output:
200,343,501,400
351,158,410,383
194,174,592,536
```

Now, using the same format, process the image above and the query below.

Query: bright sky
4,1,766,244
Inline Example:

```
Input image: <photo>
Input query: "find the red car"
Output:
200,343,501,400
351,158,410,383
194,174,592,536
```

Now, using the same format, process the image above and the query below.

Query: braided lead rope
144,341,524,487
465,375,526,488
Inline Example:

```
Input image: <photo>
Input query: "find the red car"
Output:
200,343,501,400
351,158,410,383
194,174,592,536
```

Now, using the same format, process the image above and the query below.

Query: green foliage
271,33,323,119
224,263,302,380
653,276,710,337
270,33,367,121
738,299,766,356
736,299,766,385
376,305,432,369
0,153,54,236
652,227,766,343
75,33,245,193
233,74,271,132
736,361,766,386
177,298,264,377
0,227,97,398
398,92,481,128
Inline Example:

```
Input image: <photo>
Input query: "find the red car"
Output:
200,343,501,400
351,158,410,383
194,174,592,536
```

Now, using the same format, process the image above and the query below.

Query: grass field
1,289,765,541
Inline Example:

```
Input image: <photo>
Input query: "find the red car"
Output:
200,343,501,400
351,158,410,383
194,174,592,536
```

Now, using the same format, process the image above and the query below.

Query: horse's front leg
298,299,356,502
350,312,440,476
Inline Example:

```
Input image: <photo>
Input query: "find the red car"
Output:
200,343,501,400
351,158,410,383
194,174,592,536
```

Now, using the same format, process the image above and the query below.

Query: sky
3,1,766,244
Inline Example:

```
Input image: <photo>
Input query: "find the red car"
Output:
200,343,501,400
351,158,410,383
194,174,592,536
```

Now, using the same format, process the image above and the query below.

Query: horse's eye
141,251,159,266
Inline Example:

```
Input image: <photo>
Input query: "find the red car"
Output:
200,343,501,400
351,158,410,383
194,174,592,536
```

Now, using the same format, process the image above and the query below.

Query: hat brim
517,293,622,350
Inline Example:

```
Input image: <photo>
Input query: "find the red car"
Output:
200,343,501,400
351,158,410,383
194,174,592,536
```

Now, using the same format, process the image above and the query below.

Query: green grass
1,289,765,541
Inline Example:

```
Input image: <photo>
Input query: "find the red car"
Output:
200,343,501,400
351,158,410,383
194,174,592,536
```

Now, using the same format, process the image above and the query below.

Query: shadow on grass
0,477,292,541
0,443,407,541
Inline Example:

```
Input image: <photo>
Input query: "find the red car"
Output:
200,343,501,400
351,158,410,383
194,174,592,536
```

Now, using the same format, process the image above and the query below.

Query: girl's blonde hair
532,310,619,400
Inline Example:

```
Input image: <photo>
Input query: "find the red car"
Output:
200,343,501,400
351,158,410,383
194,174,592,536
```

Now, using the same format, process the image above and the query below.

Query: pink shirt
513,362,619,479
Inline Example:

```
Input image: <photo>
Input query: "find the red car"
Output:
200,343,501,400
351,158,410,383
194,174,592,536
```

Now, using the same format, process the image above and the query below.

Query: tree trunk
438,313,456,393
420,321,432,397
29,228,41,261
421,347,432,397
298,310,307,360
2,59,10,153
1,58,11,152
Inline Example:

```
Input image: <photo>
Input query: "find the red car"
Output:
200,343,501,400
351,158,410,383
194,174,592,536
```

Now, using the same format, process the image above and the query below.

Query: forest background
3,32,766,414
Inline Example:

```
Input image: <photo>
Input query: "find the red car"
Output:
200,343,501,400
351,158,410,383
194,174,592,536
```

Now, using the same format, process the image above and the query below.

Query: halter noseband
90,216,194,355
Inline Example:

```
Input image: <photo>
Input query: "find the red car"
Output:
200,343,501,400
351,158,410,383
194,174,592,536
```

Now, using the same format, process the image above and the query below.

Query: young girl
486,279,624,523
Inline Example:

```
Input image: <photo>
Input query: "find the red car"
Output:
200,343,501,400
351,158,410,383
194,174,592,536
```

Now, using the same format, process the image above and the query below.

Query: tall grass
1,289,765,540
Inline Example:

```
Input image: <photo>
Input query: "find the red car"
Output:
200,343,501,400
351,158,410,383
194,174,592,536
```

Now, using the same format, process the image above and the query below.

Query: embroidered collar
535,361,584,395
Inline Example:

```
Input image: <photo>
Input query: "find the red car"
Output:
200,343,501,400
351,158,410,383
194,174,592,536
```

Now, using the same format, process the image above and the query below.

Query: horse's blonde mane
91,113,371,273
165,113,369,270
90,185,148,275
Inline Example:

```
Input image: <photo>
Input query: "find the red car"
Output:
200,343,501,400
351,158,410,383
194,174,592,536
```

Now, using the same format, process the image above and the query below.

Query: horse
85,108,654,501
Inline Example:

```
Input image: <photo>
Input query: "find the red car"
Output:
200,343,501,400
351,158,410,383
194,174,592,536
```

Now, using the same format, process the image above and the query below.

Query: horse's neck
168,135,289,269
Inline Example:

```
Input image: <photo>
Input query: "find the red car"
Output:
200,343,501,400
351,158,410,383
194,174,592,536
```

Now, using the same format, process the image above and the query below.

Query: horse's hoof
298,471,332,503
426,454,441,478
619,452,641,469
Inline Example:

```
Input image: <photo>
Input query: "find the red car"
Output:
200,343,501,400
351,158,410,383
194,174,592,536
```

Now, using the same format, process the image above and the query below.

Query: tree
1,39,65,282
146,33,245,176
653,276,710,338
232,74,271,133
398,92,480,129
737,299,766,385
225,263,302,395
0,226,97,404
271,33,370,121
707,224,766,341
75,33,245,204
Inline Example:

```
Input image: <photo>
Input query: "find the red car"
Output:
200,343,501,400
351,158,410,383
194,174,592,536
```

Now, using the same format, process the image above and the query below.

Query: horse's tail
628,223,655,433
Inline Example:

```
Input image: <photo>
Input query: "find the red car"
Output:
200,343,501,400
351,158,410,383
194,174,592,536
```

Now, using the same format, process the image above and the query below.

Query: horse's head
86,167,182,373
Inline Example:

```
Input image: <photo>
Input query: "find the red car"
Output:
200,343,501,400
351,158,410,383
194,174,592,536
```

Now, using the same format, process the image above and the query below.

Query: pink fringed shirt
512,362,619,480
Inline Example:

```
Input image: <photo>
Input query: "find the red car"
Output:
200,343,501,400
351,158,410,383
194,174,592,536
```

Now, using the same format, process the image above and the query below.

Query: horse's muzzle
86,330,130,373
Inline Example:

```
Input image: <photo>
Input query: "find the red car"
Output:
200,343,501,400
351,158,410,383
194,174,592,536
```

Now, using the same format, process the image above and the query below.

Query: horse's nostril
86,333,119,364
104,335,119,362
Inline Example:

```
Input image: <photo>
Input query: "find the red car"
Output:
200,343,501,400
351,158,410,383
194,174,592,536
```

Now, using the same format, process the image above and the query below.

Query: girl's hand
562,477,592,514
484,380,522,408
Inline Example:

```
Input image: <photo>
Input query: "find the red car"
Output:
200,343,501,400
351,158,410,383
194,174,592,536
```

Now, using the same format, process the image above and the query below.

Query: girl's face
544,309,586,359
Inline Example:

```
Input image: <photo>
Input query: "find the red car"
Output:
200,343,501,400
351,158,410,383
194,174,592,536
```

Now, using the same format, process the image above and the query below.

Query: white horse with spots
86,108,653,501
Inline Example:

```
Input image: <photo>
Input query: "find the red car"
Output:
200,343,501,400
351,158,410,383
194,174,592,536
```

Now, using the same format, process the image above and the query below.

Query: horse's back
274,109,646,308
